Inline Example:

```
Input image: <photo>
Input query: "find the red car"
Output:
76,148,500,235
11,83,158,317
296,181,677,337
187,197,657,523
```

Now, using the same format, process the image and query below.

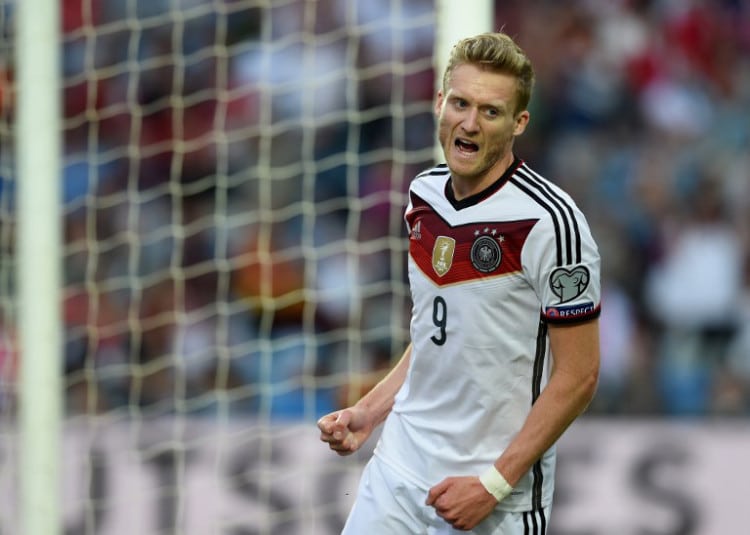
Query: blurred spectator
722,260,750,413
644,176,744,414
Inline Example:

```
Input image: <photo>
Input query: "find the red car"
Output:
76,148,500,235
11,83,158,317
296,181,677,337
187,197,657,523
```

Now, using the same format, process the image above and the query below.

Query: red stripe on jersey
406,196,538,286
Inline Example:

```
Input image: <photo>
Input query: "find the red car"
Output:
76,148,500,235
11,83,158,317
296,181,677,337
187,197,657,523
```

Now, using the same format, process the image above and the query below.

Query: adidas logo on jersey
411,220,422,240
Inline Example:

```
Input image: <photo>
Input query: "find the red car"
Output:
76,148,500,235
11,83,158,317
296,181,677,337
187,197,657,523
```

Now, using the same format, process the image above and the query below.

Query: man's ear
514,110,530,136
434,91,444,117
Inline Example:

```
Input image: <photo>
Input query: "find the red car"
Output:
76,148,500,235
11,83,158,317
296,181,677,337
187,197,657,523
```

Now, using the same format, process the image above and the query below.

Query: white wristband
479,466,513,503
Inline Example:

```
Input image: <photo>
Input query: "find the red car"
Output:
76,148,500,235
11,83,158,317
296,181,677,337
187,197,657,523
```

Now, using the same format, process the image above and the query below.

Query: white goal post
433,0,493,159
5,1,492,534
15,1,63,535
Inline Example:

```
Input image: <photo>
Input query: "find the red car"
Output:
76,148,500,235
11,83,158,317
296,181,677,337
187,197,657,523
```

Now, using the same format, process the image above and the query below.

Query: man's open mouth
455,138,479,153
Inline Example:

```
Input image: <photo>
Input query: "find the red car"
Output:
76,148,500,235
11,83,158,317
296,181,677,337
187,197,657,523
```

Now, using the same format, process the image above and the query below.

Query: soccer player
318,32,601,534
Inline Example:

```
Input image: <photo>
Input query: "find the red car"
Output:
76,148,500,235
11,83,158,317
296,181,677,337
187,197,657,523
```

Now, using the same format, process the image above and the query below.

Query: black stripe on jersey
514,165,574,264
519,164,583,263
523,510,548,535
532,462,544,511
511,164,582,266
532,320,547,403
539,509,547,534
415,163,450,180
509,176,563,266
531,320,548,510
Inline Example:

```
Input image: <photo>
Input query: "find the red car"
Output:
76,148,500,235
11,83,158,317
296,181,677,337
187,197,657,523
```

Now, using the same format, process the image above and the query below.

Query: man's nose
461,108,479,133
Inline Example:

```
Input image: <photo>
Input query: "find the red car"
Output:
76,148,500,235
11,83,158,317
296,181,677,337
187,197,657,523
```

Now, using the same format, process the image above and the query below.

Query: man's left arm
493,318,600,484
426,318,600,530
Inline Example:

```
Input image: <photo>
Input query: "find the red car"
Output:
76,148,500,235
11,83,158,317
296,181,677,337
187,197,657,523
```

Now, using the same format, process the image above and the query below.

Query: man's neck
450,153,515,201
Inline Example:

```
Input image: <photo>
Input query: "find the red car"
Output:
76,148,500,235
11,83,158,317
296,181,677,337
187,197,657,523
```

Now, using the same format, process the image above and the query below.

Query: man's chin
446,156,482,178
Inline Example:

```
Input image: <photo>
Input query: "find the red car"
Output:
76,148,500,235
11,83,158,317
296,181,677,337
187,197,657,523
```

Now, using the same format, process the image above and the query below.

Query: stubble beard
440,130,508,185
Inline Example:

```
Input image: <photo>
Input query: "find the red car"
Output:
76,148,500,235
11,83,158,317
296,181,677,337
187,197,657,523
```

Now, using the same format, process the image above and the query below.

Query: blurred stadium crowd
1,0,749,420
510,0,750,415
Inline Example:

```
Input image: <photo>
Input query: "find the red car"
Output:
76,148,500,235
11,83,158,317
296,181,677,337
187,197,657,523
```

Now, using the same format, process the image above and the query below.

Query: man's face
435,63,529,185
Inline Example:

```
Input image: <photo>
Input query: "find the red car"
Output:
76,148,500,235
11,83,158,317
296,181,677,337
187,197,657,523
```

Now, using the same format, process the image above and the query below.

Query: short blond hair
442,32,535,116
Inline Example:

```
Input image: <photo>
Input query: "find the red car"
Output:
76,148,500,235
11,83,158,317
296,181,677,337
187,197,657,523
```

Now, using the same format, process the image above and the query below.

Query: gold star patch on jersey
432,236,455,277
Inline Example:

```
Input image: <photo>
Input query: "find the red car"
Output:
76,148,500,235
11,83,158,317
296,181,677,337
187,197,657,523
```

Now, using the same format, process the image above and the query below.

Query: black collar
445,156,522,210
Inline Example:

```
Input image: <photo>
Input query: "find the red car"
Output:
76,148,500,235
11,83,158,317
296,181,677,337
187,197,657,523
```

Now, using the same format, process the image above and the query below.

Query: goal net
0,0,445,533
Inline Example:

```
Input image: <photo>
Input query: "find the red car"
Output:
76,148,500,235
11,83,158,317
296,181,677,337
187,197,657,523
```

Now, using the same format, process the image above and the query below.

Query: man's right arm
318,343,412,455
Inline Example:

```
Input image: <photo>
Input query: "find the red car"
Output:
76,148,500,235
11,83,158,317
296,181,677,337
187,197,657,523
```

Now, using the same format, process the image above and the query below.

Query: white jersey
374,158,601,512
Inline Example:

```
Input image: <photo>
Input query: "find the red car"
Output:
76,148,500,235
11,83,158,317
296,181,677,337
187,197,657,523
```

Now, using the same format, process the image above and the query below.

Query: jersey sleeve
523,206,601,324
403,189,414,235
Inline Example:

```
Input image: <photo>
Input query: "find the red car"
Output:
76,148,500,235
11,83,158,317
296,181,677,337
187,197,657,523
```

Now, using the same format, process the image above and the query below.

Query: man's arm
318,343,412,455
494,318,600,484
427,319,600,530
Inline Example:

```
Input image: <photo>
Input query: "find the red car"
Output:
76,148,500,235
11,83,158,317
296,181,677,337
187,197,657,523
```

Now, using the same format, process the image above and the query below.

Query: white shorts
342,456,551,535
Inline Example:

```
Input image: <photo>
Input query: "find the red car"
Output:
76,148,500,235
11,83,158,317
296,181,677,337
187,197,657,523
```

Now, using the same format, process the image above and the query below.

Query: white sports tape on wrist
479,466,513,502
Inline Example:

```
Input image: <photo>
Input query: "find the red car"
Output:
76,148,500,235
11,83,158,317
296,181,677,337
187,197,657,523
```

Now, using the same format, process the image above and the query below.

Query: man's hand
317,407,372,456
426,476,498,531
